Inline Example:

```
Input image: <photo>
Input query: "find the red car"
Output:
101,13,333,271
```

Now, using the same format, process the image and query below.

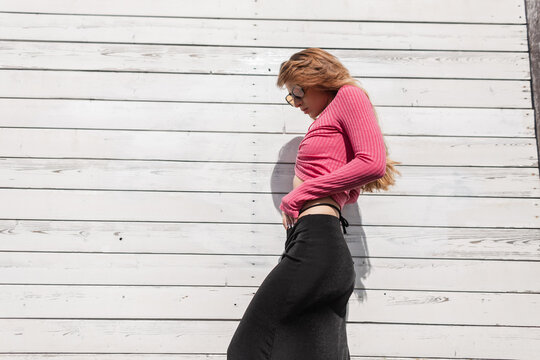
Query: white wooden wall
0,0,539,358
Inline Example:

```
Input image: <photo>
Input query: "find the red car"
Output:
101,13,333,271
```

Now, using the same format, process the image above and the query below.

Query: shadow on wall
270,136,371,319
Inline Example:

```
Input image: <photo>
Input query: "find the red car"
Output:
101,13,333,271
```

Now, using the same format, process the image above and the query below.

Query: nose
293,98,302,107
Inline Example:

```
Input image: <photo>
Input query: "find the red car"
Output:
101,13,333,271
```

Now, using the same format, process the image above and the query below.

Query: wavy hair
276,47,401,193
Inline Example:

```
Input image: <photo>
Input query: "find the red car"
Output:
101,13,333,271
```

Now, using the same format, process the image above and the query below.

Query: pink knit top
279,84,387,219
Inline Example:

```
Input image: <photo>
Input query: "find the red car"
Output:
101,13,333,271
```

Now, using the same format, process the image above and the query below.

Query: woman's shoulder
335,84,370,106
337,84,366,98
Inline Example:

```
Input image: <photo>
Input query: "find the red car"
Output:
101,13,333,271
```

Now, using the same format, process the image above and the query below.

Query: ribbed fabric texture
280,84,387,219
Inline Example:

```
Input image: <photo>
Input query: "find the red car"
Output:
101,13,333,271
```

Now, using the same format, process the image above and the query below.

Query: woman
227,48,400,359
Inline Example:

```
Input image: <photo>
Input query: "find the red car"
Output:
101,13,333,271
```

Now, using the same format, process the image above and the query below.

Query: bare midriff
293,175,340,220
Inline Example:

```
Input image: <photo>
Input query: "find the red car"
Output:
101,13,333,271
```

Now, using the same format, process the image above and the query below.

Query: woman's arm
280,86,386,219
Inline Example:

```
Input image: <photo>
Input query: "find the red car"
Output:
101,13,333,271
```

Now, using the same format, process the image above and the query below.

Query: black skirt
227,213,356,359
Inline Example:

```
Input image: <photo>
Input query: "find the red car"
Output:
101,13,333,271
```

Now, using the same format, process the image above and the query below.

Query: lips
302,108,309,113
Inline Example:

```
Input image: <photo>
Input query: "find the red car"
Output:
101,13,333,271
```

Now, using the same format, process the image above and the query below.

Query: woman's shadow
270,136,371,321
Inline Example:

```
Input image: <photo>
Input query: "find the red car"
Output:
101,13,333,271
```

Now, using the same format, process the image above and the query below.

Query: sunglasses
285,85,305,106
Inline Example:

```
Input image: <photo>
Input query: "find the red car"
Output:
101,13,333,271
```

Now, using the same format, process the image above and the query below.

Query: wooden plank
0,319,538,358
1,285,538,326
0,357,229,360
0,189,538,228
1,356,229,360
0,355,448,360
0,356,484,360
0,98,535,137
0,41,531,80
0,158,538,198
0,0,526,24
1,220,539,261
1,251,539,292
0,13,528,51
0,356,458,360
0,128,536,167
0,70,532,109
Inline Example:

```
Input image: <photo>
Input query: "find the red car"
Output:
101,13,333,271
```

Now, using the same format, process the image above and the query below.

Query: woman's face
285,82,335,120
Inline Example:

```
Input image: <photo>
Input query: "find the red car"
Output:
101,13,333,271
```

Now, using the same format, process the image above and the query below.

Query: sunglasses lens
292,87,304,97
286,86,304,106
286,94,294,106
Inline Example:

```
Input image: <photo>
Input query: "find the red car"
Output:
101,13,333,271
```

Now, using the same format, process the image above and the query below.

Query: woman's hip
281,214,354,273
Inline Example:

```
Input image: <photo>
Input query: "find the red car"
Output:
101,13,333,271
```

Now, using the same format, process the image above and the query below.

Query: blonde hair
276,47,401,193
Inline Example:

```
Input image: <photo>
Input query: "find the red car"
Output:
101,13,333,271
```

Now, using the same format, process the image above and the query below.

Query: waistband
297,203,350,234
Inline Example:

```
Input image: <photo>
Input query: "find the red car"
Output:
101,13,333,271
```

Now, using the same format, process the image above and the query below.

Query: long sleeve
280,86,386,219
